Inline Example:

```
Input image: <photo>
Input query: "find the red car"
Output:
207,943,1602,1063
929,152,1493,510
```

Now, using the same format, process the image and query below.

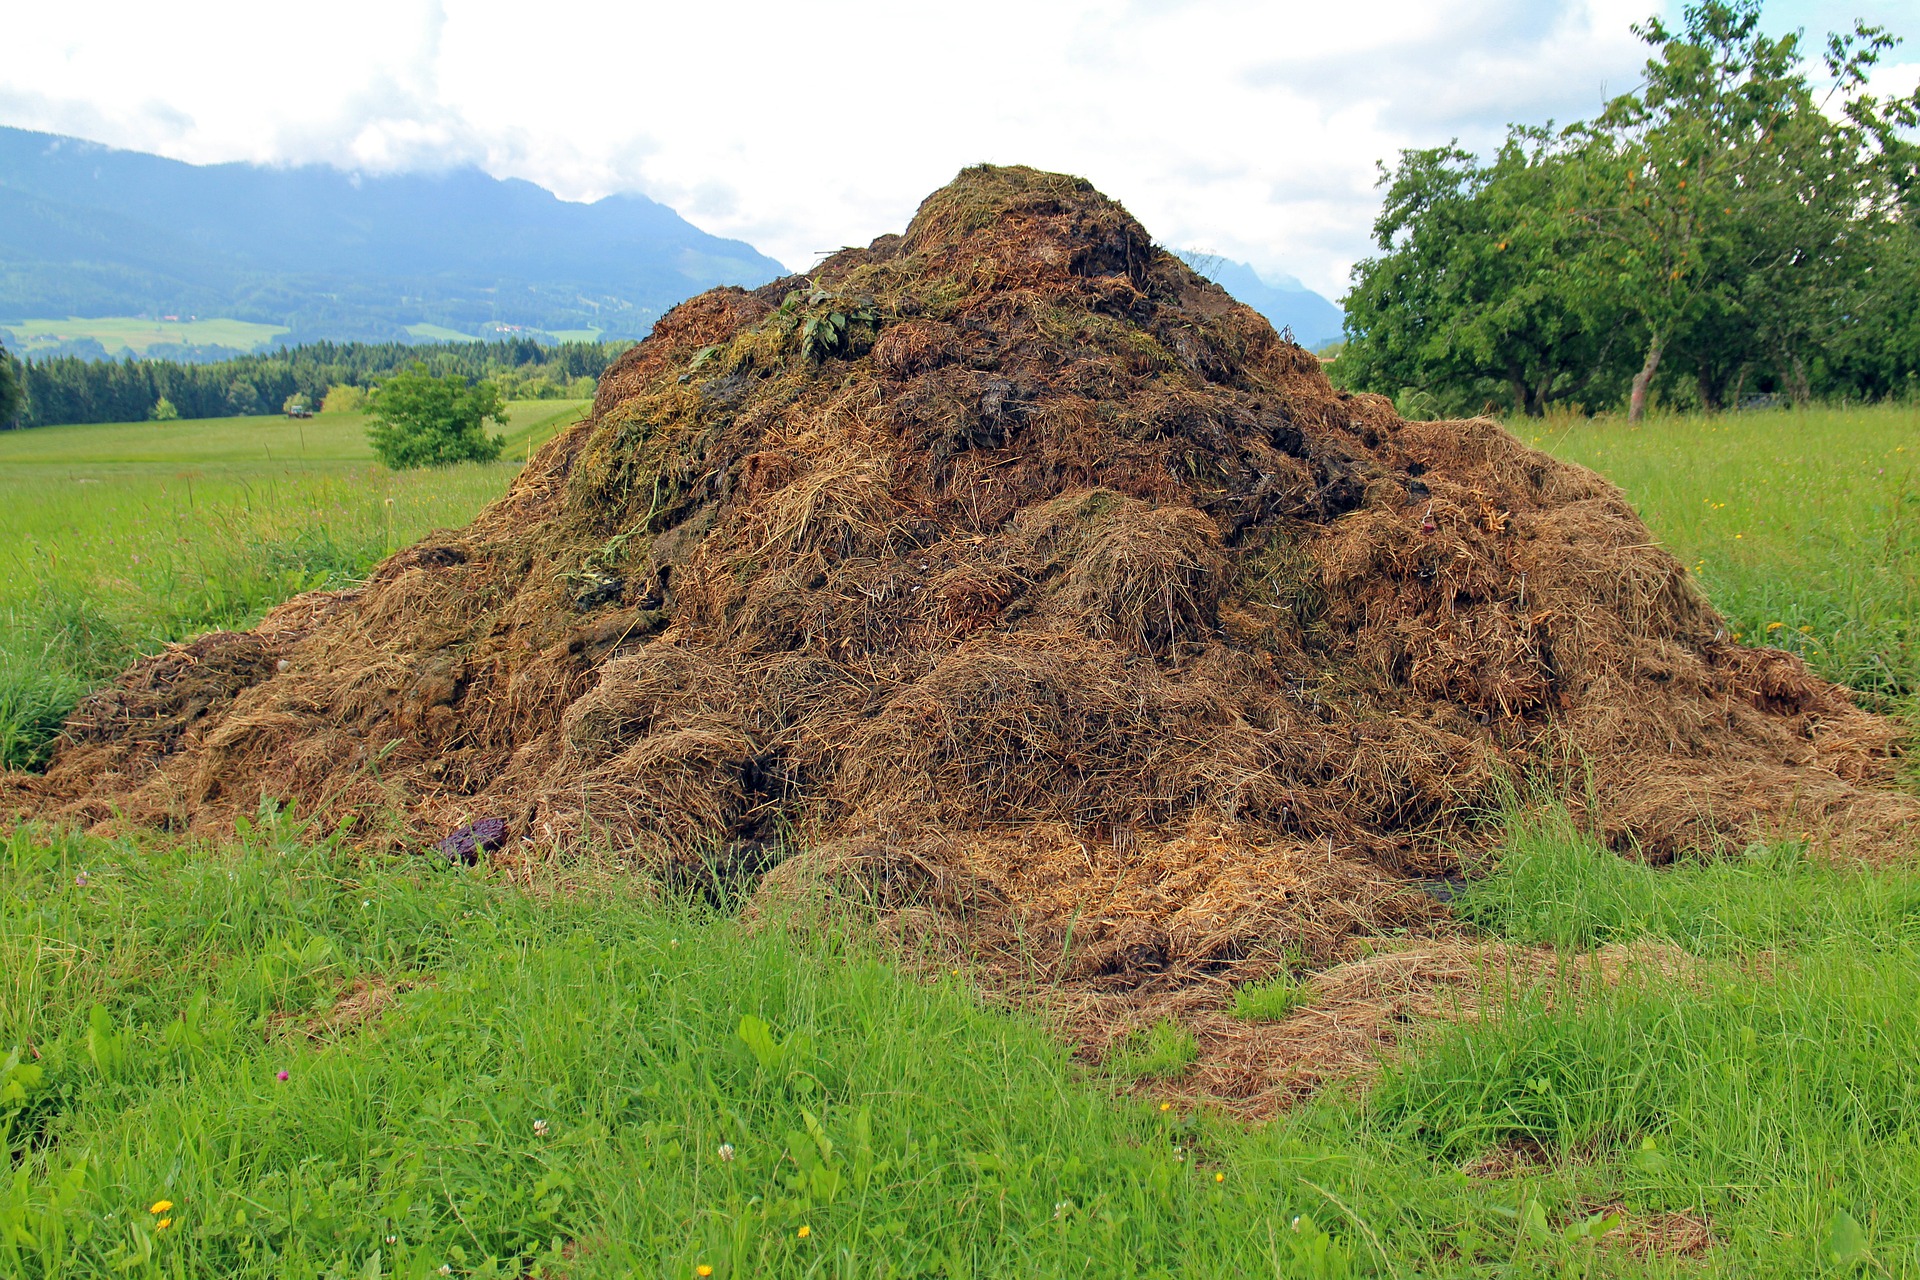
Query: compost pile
15,167,1914,1000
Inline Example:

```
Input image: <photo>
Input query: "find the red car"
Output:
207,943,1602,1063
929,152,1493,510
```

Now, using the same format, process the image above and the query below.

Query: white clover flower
717,1143,736,1162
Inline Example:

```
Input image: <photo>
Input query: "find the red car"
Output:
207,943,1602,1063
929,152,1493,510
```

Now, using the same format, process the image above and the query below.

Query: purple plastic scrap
436,816,508,865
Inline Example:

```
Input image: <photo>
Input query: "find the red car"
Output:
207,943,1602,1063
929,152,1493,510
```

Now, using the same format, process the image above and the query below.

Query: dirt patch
269,975,420,1043
1591,1202,1717,1260
9,164,1915,1099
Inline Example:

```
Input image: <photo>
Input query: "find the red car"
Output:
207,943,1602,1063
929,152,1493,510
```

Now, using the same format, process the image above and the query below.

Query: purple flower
276,1070,290,1082
74,871,89,887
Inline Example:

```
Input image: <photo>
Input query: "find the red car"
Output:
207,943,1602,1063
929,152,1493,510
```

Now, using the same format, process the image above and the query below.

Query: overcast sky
4,0,1914,299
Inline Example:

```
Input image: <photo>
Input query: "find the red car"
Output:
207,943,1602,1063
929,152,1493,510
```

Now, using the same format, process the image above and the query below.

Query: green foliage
1339,0,1920,417
1337,135,1623,418
365,366,508,469
13,337,624,430
0,342,21,428
318,384,367,415
149,395,179,421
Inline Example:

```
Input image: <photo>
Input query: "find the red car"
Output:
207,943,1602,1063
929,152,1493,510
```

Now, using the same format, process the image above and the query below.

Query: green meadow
0,403,1916,1277
1,317,291,358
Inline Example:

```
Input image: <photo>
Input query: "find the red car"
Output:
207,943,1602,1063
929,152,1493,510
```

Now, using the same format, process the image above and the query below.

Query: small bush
318,384,367,414
365,365,506,469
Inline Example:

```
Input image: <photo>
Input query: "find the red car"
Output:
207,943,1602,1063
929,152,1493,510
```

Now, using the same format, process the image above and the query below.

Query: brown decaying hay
9,165,1914,1101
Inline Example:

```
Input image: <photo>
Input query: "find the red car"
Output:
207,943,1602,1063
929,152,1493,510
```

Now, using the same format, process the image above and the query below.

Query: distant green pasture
1,316,289,357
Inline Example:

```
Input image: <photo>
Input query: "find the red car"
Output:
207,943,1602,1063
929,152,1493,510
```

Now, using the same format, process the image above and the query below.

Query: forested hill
0,127,787,345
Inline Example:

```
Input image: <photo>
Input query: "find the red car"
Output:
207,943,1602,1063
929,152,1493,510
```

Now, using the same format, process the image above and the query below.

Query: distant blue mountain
0,126,788,344
1177,252,1345,349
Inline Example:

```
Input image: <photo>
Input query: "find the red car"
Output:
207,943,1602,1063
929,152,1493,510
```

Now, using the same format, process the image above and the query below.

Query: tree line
0,337,630,429
1334,0,1920,419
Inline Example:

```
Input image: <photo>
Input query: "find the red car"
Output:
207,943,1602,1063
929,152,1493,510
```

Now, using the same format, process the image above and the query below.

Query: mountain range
1176,252,1345,349
0,126,787,350
0,126,1345,356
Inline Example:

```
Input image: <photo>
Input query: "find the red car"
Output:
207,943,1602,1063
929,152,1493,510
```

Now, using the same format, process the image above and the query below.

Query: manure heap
17,166,1915,985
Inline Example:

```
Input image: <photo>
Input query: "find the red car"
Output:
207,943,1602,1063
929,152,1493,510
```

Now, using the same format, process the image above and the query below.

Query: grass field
0,400,587,767
0,402,1916,1277
1,316,290,358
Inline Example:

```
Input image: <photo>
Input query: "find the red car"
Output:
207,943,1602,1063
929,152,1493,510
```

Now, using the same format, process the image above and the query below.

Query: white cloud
2,0,1911,299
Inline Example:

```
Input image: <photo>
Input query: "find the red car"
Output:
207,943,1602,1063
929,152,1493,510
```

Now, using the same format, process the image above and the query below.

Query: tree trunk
1508,367,1539,418
1629,331,1665,423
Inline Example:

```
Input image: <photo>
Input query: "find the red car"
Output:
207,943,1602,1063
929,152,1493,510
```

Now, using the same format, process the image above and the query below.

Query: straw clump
10,165,1914,1009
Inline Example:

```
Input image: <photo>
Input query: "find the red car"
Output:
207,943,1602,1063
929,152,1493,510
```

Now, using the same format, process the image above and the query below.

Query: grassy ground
4,819,1917,1278
0,317,290,358
0,402,1915,1277
0,401,586,766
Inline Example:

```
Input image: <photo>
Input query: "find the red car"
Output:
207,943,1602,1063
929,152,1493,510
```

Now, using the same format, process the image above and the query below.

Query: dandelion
1767,622,1785,632
797,1225,811,1238
1798,625,1813,634
717,1143,735,1162
1215,1172,1225,1183
1159,1102,1171,1112
534,1119,550,1138
156,1218,173,1231
696,1267,713,1277
149,1201,173,1215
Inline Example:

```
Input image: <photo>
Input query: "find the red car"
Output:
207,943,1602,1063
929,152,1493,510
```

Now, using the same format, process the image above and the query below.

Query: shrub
365,365,506,469
319,384,368,414
150,395,180,421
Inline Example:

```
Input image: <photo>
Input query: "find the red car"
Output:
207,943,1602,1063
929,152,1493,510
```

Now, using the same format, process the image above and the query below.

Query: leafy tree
1338,133,1625,417
225,378,263,415
0,343,21,429
366,365,507,469
1566,0,1919,417
320,384,369,414
151,395,180,421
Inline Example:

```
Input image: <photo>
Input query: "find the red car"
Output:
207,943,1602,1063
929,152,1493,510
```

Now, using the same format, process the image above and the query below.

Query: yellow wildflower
798,1225,811,1238
156,1218,173,1232
1767,622,1784,632
149,1201,173,1215
1215,1172,1225,1183
696,1267,713,1277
